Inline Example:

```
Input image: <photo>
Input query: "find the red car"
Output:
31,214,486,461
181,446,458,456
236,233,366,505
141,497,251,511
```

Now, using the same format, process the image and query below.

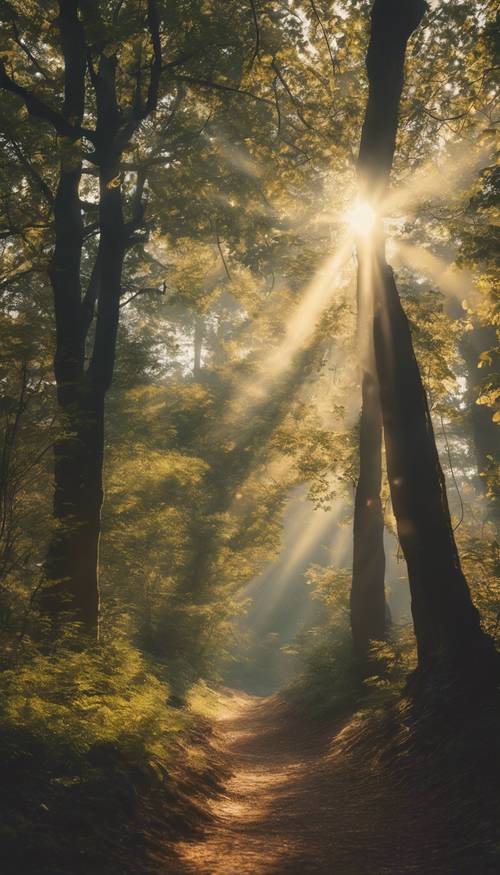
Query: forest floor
161,688,499,875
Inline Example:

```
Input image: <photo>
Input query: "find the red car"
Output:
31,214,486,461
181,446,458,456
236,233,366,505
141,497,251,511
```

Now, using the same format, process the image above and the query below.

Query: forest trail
172,690,449,875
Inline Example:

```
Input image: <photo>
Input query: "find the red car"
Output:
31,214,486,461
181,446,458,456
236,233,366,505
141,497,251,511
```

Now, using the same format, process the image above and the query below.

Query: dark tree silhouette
350,0,427,659
0,0,163,634
357,0,498,682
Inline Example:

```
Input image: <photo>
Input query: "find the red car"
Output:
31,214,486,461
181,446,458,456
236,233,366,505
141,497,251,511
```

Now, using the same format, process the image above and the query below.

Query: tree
359,0,497,682
350,184,386,663
0,0,292,636
350,0,427,663
0,1,168,633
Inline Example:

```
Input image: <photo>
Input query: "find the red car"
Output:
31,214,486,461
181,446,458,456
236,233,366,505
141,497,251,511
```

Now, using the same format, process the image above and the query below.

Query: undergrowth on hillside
0,634,225,875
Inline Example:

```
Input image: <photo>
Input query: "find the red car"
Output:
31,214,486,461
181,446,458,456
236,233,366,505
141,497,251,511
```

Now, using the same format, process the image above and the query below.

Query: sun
344,198,377,238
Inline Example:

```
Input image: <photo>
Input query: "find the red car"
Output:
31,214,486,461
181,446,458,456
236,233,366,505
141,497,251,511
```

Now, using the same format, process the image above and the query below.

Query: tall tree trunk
351,263,386,659
372,253,492,670
350,0,427,657
44,387,104,634
2,2,163,636
43,23,126,636
360,0,497,679
42,0,100,633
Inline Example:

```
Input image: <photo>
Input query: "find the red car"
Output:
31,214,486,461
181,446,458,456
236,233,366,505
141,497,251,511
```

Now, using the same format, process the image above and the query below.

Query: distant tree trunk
361,0,497,679
193,316,203,379
460,324,499,519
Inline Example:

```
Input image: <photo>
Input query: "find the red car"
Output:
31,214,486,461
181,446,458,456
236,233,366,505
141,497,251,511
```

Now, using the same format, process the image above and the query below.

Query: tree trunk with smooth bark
359,0,497,681
350,0,426,658
372,253,493,671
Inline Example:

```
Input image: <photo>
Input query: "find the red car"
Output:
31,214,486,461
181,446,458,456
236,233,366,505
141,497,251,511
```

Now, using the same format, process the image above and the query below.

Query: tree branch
309,0,336,77
145,0,162,115
8,138,54,206
171,73,274,106
0,62,93,141
248,0,260,71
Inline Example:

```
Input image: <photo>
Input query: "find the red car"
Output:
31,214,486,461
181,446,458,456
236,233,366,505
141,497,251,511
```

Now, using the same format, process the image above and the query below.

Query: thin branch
422,107,469,123
248,0,261,71
271,60,317,133
440,413,464,532
309,0,336,77
214,224,232,280
119,281,167,308
272,75,282,138
8,13,52,82
9,139,54,206
172,73,274,106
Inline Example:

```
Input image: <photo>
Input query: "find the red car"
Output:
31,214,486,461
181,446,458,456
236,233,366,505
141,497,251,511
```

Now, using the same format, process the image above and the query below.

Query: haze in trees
0,1,498,873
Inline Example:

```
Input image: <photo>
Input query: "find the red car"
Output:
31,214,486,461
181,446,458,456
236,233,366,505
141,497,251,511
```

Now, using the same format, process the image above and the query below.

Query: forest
0,0,498,873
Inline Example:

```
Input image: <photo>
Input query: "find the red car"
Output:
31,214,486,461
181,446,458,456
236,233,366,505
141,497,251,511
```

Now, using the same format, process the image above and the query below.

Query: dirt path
170,690,449,875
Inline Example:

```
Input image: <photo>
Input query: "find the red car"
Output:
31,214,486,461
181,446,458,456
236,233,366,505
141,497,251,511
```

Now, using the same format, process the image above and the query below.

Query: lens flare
344,199,377,237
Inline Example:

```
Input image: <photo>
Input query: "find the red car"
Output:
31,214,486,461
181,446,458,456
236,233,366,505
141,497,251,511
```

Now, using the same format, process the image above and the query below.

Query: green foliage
285,567,361,716
0,637,183,765
287,561,419,717
0,633,224,874
0,0,498,866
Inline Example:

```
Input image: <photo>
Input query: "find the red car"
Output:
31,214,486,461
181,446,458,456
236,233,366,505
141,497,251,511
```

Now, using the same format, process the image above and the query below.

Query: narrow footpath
171,690,454,875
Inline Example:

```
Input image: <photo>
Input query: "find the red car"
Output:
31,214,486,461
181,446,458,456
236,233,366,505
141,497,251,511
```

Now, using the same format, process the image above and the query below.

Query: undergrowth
284,563,500,873
284,564,417,718
0,634,225,874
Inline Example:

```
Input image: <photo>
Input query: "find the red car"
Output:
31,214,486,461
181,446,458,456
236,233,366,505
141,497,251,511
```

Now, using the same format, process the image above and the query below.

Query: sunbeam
393,240,475,301
384,139,493,216
213,238,354,437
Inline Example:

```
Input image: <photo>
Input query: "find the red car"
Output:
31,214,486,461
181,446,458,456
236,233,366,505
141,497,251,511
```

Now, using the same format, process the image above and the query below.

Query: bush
0,637,184,766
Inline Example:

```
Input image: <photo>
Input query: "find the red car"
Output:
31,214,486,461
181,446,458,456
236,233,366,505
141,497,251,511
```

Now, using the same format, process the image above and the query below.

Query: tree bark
42,0,100,633
2,2,162,636
351,267,386,658
44,387,104,634
42,12,129,635
372,253,491,669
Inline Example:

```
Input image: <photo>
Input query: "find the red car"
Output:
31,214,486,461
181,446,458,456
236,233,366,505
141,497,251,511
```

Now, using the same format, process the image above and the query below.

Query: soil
167,689,474,875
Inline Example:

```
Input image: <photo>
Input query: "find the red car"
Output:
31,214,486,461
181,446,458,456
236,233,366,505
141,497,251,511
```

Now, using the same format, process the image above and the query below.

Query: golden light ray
393,240,474,300
247,496,348,628
235,238,353,400
209,130,263,180
384,140,493,215
278,501,343,580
